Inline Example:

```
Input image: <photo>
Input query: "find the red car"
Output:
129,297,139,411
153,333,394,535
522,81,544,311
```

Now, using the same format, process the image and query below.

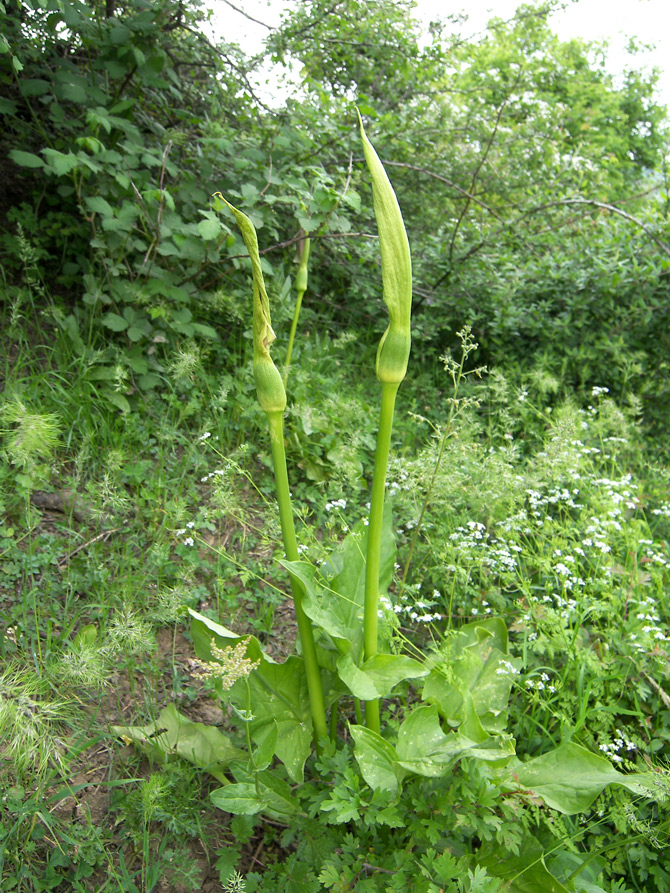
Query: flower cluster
175,521,196,547
525,672,556,693
598,729,637,763
379,588,444,624
191,639,260,690
325,498,347,512
629,596,669,650
201,467,228,482
447,523,519,574
496,659,520,677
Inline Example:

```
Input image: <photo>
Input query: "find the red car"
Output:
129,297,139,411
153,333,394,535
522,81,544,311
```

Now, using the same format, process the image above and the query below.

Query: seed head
192,639,260,690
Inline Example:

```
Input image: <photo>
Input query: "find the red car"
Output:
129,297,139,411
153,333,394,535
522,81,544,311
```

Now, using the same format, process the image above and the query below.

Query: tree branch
448,69,522,263
383,160,503,221
220,0,273,30
431,195,670,290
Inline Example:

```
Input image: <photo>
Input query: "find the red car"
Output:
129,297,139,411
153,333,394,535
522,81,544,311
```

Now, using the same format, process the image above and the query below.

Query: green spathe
214,193,286,413
357,109,412,384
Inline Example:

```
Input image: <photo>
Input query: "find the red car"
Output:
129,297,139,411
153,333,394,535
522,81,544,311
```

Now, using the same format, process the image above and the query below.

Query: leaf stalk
267,411,328,742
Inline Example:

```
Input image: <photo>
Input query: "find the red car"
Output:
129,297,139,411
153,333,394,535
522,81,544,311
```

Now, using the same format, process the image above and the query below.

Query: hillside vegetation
1,1,669,890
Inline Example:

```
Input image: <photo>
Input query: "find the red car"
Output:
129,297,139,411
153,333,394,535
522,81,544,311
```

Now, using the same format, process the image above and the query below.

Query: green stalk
357,111,412,731
364,380,399,732
283,235,310,385
267,411,328,742
214,193,327,746
329,701,338,740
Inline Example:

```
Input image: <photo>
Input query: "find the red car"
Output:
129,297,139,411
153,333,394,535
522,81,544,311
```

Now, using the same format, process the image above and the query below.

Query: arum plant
358,109,412,732
283,231,310,385
115,118,663,875
212,192,328,744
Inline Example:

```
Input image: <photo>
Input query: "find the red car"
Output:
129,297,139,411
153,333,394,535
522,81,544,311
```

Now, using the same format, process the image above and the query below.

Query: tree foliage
1,0,669,431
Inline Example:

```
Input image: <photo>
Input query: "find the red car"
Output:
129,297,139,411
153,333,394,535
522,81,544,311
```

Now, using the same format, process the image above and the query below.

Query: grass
1,298,669,890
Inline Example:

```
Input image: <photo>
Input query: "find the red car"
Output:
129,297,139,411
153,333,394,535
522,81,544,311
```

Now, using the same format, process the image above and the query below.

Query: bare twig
642,672,670,708
259,155,273,197
178,23,274,112
58,528,122,568
220,0,272,29
383,159,503,221
448,69,522,263
226,229,377,261
561,198,670,258
449,196,670,276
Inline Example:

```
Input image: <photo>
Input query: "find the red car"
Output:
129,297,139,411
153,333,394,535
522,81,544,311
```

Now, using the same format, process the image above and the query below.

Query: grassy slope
1,312,670,891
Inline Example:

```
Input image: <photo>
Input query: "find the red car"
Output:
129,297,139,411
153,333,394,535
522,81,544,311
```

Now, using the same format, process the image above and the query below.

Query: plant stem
283,235,310,385
397,425,449,601
398,346,468,601
329,702,338,740
283,287,304,385
267,411,328,743
364,380,399,732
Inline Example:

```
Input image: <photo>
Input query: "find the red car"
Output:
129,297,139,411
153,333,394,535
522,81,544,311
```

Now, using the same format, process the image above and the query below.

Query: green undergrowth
1,303,669,891
1,1,670,888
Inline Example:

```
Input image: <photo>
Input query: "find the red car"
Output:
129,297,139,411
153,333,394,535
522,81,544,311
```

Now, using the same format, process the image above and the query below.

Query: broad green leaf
139,373,161,390
126,353,148,375
423,618,519,733
350,724,403,794
326,500,396,624
86,366,118,382
210,783,264,815
109,23,132,44
282,559,359,656
42,149,79,176
455,616,509,653
85,196,115,217
211,770,298,819
396,705,467,776
59,82,87,103
101,389,130,413
477,837,573,893
336,653,376,699
101,312,128,332
197,217,221,241
396,705,514,777
188,608,265,664
192,323,219,339
126,325,146,342
9,149,44,168
113,705,244,783
251,769,299,817
19,78,50,97
235,656,313,783
548,852,609,893
253,721,278,771
189,610,311,781
497,742,658,814
76,136,103,155
284,502,395,664
171,307,192,324
337,652,428,700
102,215,135,233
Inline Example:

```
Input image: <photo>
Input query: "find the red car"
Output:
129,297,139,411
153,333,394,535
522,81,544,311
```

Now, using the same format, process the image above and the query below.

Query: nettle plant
118,114,663,887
